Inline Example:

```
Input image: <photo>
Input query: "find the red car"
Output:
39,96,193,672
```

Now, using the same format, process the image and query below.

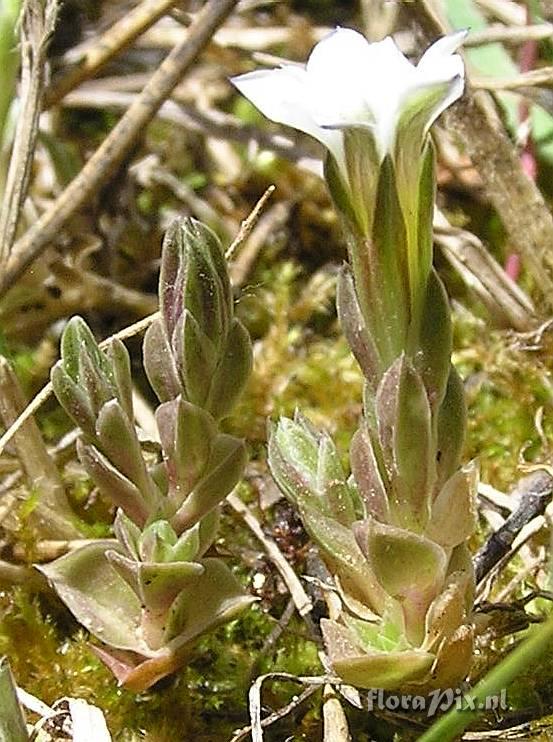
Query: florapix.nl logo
366,687,508,717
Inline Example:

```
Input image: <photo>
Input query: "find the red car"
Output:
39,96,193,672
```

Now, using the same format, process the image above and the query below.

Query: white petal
231,66,346,175
306,28,374,128
417,29,468,70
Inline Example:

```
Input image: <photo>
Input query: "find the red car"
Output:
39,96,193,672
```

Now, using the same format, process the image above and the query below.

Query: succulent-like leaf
163,558,255,645
96,400,160,511
172,434,247,533
376,356,434,531
77,439,151,527
37,541,150,655
355,518,448,645
426,461,478,548
138,520,177,563
109,338,134,421
51,364,96,435
113,509,141,560
336,264,381,386
206,318,253,420
267,417,320,510
60,316,111,383
316,434,356,526
350,424,389,521
300,504,386,614
0,657,28,742
321,619,434,689
436,367,467,488
143,318,181,403
106,550,204,609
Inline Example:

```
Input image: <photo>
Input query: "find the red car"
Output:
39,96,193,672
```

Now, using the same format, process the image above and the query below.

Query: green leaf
109,338,134,421
267,416,320,510
376,356,434,531
77,439,151,528
37,541,149,655
316,434,356,526
51,364,96,435
206,318,253,420
172,434,247,532
96,400,159,511
436,367,467,487
0,657,28,742
143,318,181,403
163,558,254,645
350,424,389,522
426,461,478,548
321,619,434,690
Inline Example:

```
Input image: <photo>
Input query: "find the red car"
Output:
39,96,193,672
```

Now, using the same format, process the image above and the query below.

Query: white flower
231,28,466,178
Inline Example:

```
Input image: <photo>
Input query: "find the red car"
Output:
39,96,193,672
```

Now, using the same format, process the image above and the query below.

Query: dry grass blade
0,0,59,269
44,0,178,108
472,66,553,90
465,23,553,47
0,0,239,299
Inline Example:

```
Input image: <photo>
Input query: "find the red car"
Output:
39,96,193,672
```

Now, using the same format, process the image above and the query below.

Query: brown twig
0,0,59,268
44,0,178,108
0,0,239,298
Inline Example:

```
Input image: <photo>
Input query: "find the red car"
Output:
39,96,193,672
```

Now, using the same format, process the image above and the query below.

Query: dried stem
0,0,59,268
44,0,178,108
0,0,239,298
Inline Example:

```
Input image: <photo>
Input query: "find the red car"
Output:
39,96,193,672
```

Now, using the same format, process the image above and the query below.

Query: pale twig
0,355,79,538
226,491,313,617
226,185,275,260
230,684,319,742
62,88,312,163
472,66,553,90
0,0,59,268
465,23,553,46
0,311,159,459
433,210,535,331
248,672,336,742
44,0,178,108
323,684,351,742
230,201,292,287
475,0,526,25
0,0,240,298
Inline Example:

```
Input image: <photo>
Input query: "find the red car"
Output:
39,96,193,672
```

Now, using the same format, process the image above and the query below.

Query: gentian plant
233,28,477,690
40,218,255,691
